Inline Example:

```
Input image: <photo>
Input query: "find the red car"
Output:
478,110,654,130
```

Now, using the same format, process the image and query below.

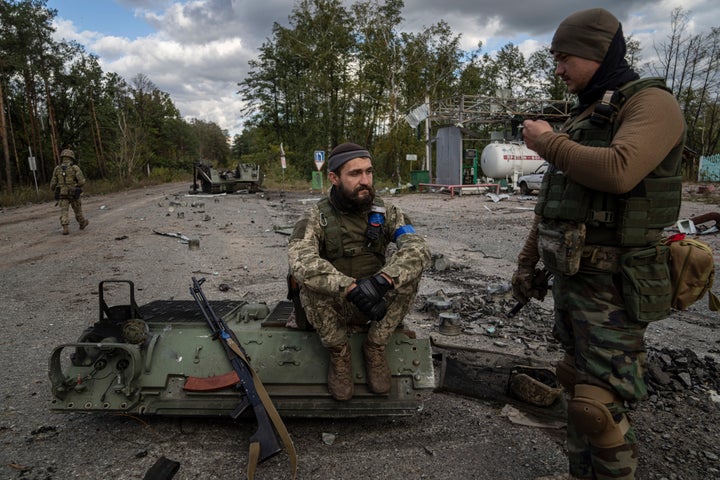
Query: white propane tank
480,142,545,178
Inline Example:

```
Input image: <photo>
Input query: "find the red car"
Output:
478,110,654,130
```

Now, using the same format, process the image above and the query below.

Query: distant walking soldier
50,148,88,235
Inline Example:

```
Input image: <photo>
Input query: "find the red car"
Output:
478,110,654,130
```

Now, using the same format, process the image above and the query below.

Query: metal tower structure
428,94,574,127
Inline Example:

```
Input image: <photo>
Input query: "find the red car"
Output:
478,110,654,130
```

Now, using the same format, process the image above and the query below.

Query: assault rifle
190,277,297,480
507,268,553,318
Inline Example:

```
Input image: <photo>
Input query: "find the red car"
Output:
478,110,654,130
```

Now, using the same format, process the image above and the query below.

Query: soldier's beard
333,182,375,212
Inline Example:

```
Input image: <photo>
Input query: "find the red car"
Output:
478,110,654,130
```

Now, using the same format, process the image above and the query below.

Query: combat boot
62,225,69,235
362,340,391,394
79,219,89,230
327,343,353,401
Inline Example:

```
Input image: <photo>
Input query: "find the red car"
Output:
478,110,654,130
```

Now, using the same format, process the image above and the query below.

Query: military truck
190,161,264,194
48,280,435,419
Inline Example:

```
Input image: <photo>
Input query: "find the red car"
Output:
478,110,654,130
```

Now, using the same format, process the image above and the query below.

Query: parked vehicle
190,161,263,194
516,162,548,195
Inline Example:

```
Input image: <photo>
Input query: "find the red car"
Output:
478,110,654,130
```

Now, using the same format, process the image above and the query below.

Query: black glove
365,299,387,321
347,275,392,321
74,187,82,199
512,266,551,304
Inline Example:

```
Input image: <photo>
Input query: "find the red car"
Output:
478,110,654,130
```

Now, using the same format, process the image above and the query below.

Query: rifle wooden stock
190,277,296,479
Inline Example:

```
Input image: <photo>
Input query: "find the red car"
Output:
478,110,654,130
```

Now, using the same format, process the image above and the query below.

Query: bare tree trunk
0,80,13,194
24,74,45,184
44,80,59,164
7,97,20,181
89,94,106,177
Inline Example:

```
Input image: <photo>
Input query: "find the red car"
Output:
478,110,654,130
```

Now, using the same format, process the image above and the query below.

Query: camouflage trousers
553,271,646,480
299,277,420,348
57,198,86,226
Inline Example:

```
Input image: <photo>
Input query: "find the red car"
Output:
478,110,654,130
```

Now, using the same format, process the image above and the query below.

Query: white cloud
52,18,102,46
51,0,719,137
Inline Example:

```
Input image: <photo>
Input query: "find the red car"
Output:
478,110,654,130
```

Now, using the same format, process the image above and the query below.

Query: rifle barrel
190,276,283,463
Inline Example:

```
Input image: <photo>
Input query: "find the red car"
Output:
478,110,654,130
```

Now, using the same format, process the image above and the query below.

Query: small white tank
480,142,545,178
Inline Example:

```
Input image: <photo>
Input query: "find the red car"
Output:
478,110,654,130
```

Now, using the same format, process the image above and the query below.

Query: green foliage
0,170,191,208
0,0,231,195
2,0,719,200
147,166,179,183
238,0,467,180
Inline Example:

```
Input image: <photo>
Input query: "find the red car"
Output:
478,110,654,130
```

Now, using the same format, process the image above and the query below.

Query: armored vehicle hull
190,162,264,194
49,281,435,418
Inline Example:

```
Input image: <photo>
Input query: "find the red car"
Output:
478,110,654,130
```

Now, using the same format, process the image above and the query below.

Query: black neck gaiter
577,26,640,111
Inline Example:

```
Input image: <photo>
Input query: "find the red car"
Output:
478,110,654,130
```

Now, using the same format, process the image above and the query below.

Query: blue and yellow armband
393,224,416,241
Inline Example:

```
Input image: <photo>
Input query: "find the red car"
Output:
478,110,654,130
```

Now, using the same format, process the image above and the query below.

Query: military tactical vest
534,78,684,247
317,197,388,279
54,161,81,195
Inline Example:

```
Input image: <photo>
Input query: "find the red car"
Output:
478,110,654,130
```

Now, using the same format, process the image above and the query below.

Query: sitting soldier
288,142,430,401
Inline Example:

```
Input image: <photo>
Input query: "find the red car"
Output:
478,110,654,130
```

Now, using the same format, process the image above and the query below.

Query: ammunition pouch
54,187,61,200
580,245,626,273
537,220,586,276
620,244,672,322
568,384,629,449
664,235,718,310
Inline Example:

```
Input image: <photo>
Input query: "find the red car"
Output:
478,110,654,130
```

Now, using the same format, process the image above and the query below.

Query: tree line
0,0,230,195
1,0,719,197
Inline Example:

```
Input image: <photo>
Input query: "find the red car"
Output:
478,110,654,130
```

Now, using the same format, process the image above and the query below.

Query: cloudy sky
48,0,718,137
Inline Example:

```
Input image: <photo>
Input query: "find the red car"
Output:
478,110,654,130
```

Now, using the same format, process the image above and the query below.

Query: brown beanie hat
327,142,372,172
550,8,619,62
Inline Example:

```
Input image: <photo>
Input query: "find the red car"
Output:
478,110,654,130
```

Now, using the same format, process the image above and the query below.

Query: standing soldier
50,148,89,235
288,142,430,401
513,8,685,480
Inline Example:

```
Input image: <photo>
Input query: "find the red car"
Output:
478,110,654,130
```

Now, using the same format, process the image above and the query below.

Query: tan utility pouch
537,221,586,276
664,235,719,311
619,245,672,322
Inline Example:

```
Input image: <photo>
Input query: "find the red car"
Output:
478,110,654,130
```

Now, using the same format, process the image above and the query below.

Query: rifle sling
226,335,298,480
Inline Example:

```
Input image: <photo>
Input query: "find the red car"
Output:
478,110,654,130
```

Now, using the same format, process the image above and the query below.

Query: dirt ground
1,181,719,480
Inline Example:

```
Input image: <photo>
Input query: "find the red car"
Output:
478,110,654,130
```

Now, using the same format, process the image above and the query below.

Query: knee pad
567,384,629,449
555,354,576,394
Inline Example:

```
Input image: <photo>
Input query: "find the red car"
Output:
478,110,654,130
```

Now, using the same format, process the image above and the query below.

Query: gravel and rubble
1,181,719,479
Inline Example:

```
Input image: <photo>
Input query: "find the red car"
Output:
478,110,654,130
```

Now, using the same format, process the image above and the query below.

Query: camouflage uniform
552,273,644,479
512,9,685,480
288,194,430,348
50,150,88,234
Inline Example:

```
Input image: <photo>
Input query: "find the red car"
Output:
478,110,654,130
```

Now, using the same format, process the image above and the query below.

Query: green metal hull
190,162,263,194
49,282,435,418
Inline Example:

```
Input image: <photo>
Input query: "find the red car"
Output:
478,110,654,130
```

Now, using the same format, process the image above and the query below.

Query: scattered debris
143,456,180,480
436,312,462,336
690,212,720,234
669,212,720,235
485,193,510,203
152,230,190,244
500,404,565,429
7,463,30,472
